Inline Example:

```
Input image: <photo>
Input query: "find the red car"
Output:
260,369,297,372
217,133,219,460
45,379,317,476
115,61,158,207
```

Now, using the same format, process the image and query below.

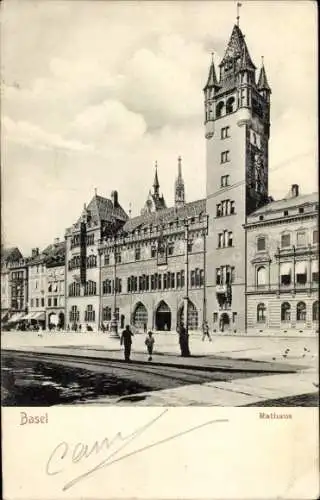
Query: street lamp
183,219,189,335
110,234,119,338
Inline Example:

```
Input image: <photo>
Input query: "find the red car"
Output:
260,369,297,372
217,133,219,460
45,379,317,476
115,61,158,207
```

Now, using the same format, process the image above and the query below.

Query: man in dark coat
178,322,190,357
120,325,134,361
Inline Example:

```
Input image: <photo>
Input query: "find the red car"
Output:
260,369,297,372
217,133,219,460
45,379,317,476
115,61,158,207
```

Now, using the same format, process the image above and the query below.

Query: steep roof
123,198,206,233
43,241,66,267
219,24,246,66
257,64,271,91
204,59,219,90
77,194,128,226
1,247,23,263
249,192,318,216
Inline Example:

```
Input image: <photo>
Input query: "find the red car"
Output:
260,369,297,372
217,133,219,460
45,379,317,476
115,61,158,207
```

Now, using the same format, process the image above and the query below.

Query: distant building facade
27,248,47,327
44,239,66,329
1,247,23,322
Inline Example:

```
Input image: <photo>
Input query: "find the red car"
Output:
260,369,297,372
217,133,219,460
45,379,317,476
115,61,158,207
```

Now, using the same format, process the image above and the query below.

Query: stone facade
246,187,318,335
204,24,271,333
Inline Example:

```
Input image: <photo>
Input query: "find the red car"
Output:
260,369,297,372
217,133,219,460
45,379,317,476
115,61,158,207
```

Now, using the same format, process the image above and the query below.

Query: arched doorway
155,301,171,331
219,313,230,332
177,301,199,330
133,302,147,329
48,312,59,330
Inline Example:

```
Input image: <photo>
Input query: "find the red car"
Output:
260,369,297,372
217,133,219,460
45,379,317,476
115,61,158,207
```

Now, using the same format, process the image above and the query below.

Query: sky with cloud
1,1,317,254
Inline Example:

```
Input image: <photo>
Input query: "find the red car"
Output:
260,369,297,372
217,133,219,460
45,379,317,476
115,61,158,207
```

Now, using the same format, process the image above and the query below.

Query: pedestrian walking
178,322,190,357
120,324,134,361
202,321,212,341
143,323,147,333
145,330,155,361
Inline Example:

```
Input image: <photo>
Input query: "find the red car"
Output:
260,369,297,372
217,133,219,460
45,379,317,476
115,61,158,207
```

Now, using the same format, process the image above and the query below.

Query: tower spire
153,160,160,197
204,52,219,90
258,56,271,94
236,2,242,27
175,155,185,208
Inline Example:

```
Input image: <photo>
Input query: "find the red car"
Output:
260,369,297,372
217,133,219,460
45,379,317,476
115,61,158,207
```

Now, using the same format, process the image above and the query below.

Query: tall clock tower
204,23,271,333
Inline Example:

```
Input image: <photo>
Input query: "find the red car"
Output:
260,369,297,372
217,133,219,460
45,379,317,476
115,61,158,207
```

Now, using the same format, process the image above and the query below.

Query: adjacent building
246,185,318,334
44,239,66,328
1,247,23,323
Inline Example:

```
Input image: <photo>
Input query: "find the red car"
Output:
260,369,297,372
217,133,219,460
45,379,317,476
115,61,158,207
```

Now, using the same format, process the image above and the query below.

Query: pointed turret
175,156,185,208
153,161,160,197
258,59,271,91
204,54,220,91
258,57,271,101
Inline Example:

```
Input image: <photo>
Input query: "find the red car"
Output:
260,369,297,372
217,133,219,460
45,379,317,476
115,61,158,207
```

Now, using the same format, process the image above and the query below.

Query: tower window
284,210,289,216
216,101,224,118
221,151,230,164
221,175,230,187
299,207,304,214
226,96,235,114
221,126,230,139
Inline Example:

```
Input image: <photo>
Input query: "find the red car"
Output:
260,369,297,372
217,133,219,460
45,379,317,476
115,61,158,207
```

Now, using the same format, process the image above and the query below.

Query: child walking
145,330,155,361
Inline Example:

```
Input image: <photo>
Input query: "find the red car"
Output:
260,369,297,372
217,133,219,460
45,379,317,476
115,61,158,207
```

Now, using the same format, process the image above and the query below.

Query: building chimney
111,190,118,207
291,184,299,197
31,248,39,258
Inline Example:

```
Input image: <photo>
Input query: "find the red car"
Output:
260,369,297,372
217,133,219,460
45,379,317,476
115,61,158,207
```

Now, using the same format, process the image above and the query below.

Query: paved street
2,331,318,406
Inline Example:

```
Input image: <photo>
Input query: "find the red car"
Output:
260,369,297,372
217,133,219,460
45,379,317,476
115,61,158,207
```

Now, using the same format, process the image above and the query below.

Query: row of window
48,281,64,293
69,305,95,322
68,255,97,270
103,278,122,294
257,301,318,323
259,207,317,221
256,262,318,287
216,200,235,217
68,280,97,297
218,231,233,248
104,242,192,265
257,230,318,252
70,234,95,249
11,272,24,280
216,266,236,285
30,298,45,308
29,297,63,307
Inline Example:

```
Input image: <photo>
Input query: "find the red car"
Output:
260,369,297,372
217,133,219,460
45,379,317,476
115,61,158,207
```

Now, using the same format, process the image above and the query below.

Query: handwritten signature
46,409,228,491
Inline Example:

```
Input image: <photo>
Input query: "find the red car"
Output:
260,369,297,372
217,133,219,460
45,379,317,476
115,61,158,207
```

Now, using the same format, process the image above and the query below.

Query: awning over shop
32,312,46,321
1,311,9,321
8,312,24,323
21,312,35,321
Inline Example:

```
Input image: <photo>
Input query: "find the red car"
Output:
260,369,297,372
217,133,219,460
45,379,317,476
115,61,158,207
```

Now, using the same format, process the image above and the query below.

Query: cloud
69,100,147,147
2,116,92,152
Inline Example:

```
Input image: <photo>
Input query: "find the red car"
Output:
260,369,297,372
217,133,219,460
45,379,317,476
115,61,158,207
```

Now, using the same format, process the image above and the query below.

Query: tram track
2,349,231,386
